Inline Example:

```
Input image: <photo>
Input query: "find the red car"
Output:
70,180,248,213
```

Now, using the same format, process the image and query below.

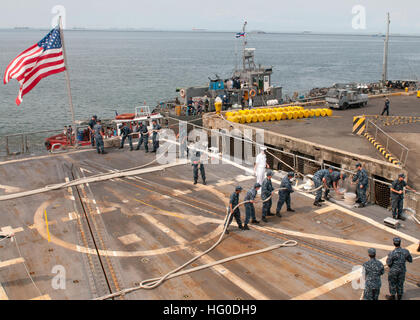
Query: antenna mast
382,12,390,84
242,20,247,70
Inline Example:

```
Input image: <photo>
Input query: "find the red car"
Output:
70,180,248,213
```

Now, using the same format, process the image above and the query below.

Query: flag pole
58,16,76,125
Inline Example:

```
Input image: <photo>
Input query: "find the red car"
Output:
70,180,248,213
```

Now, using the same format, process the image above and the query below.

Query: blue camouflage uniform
135,123,149,152
352,168,369,205
120,124,133,150
88,118,96,146
325,171,341,198
312,169,331,202
277,175,294,213
191,152,206,184
386,247,413,298
390,179,406,219
363,256,385,300
261,178,274,218
93,123,104,154
152,122,161,152
244,187,258,225
226,191,243,228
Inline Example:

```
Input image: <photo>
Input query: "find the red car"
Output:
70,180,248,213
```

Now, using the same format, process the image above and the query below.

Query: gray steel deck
0,147,419,300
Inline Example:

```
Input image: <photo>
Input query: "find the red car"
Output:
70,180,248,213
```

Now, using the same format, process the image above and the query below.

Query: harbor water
0,29,420,135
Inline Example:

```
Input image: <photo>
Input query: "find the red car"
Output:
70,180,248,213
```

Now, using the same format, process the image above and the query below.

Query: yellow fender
270,113,277,121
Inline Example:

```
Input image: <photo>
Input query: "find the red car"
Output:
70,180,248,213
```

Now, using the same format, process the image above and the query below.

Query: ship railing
0,129,64,158
365,119,410,166
177,119,417,212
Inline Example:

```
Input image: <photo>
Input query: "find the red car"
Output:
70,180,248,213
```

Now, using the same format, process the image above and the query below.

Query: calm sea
0,30,419,135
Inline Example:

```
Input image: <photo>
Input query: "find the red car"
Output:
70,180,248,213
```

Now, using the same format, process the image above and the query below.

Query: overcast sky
1,0,419,34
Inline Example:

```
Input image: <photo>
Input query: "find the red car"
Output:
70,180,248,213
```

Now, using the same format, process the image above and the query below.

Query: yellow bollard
252,114,258,122
320,109,327,117
258,114,265,122
264,113,271,121
270,113,277,121
286,112,293,120
309,110,315,117
314,109,321,117
298,111,304,118
275,112,282,121
239,115,246,124
292,111,299,119
303,110,309,118
246,114,253,123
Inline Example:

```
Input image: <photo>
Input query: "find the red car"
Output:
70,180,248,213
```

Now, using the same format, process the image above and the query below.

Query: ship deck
0,147,419,300
249,95,420,164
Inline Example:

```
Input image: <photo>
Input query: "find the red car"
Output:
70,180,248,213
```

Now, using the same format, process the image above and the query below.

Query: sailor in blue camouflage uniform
324,171,347,200
191,151,206,185
385,237,413,300
119,122,133,151
390,173,416,220
151,119,161,153
312,167,333,207
352,163,369,207
276,172,295,217
362,248,385,300
225,186,244,234
135,122,149,152
261,170,275,222
93,119,106,154
243,183,261,230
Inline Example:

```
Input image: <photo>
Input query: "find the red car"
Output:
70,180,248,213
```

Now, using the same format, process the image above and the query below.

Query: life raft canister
116,113,135,120
249,89,256,97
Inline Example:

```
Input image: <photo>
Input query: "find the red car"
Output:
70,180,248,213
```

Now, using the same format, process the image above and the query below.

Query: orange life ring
180,89,186,98
116,113,135,120
249,89,256,97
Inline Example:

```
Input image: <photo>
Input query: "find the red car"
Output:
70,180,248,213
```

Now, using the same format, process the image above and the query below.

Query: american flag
3,27,66,105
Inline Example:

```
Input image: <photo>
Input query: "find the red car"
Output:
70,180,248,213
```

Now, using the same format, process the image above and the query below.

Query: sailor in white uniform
254,146,269,192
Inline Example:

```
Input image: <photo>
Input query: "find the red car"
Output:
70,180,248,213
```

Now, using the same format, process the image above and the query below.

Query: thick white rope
94,190,298,300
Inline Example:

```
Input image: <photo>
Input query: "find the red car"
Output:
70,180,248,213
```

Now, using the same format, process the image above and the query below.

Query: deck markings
0,184,23,193
30,294,51,300
118,234,142,245
141,213,269,300
291,256,387,300
0,148,94,167
0,283,8,300
258,225,409,253
1,226,24,235
44,210,51,242
34,200,222,257
134,199,185,219
0,257,25,269
314,206,335,215
235,175,254,182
